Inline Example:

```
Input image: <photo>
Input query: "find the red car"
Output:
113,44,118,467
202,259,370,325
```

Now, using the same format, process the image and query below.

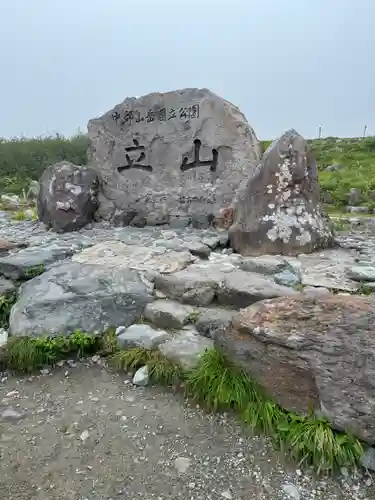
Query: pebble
174,457,192,474
132,365,149,387
281,483,300,500
220,491,233,499
1,408,25,421
80,430,90,442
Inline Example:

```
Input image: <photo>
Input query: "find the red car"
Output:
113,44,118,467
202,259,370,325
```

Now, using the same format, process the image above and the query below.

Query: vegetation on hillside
261,136,375,210
0,134,89,195
1,133,375,211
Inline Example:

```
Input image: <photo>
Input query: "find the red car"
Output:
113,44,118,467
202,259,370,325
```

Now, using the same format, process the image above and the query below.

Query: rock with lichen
228,129,334,256
215,294,375,444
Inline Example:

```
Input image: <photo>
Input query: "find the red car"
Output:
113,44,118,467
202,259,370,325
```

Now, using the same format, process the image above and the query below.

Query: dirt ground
0,359,373,500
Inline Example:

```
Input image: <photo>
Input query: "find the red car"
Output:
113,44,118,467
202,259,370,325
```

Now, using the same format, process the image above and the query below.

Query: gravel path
0,361,373,500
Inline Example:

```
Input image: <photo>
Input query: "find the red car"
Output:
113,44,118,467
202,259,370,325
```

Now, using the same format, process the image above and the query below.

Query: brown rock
215,294,375,443
0,238,27,254
228,129,334,256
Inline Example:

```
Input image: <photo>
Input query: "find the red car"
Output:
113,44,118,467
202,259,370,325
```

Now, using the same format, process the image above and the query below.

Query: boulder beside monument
37,161,99,233
87,88,260,226
228,129,335,256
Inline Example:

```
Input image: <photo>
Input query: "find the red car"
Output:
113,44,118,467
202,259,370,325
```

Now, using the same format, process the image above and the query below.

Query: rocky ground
1,214,375,499
1,360,374,500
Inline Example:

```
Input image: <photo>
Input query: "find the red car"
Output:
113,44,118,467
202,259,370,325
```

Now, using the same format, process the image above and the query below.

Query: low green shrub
110,347,183,386
23,264,45,279
0,293,17,328
185,348,259,411
3,331,101,372
11,210,27,221
183,310,201,325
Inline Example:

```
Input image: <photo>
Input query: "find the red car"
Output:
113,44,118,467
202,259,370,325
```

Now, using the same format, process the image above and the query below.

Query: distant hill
1,134,375,211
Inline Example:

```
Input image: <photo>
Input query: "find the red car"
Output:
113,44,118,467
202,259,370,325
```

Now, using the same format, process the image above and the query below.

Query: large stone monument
228,129,334,256
87,88,260,226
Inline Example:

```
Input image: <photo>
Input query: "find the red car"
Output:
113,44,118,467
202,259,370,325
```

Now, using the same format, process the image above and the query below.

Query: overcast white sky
0,0,374,140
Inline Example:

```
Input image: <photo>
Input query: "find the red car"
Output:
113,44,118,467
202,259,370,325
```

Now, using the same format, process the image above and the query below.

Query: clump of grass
0,293,17,328
276,413,363,474
23,264,45,279
354,283,373,296
186,349,363,473
185,349,260,411
110,347,183,386
3,331,101,372
11,210,27,221
183,310,201,325
331,218,353,232
98,328,117,356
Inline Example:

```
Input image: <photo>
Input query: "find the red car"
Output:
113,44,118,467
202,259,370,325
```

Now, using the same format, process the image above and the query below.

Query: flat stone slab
285,248,359,291
72,241,194,274
154,268,221,306
0,245,75,280
116,324,170,350
0,277,16,296
155,264,299,309
239,255,289,275
217,271,299,309
195,308,235,339
144,300,197,329
159,326,213,370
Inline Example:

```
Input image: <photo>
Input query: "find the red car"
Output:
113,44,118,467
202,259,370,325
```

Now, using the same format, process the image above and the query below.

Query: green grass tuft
11,210,27,221
186,348,363,473
183,310,201,325
276,413,363,474
3,331,101,372
110,346,183,386
23,264,45,279
0,293,17,328
185,349,260,411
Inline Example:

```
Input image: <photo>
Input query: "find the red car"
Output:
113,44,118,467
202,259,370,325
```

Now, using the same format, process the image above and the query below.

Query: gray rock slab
239,255,288,275
217,271,299,309
116,324,170,350
360,447,375,471
186,241,211,258
9,262,151,337
0,245,75,280
274,269,300,287
347,266,375,282
144,300,196,329
285,248,359,292
159,326,213,370
87,88,260,222
72,241,194,274
154,270,219,306
195,308,235,339
0,277,16,295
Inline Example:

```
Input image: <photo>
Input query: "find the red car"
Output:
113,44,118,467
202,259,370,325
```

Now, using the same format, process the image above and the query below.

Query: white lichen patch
65,183,83,196
56,200,71,211
263,201,331,246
